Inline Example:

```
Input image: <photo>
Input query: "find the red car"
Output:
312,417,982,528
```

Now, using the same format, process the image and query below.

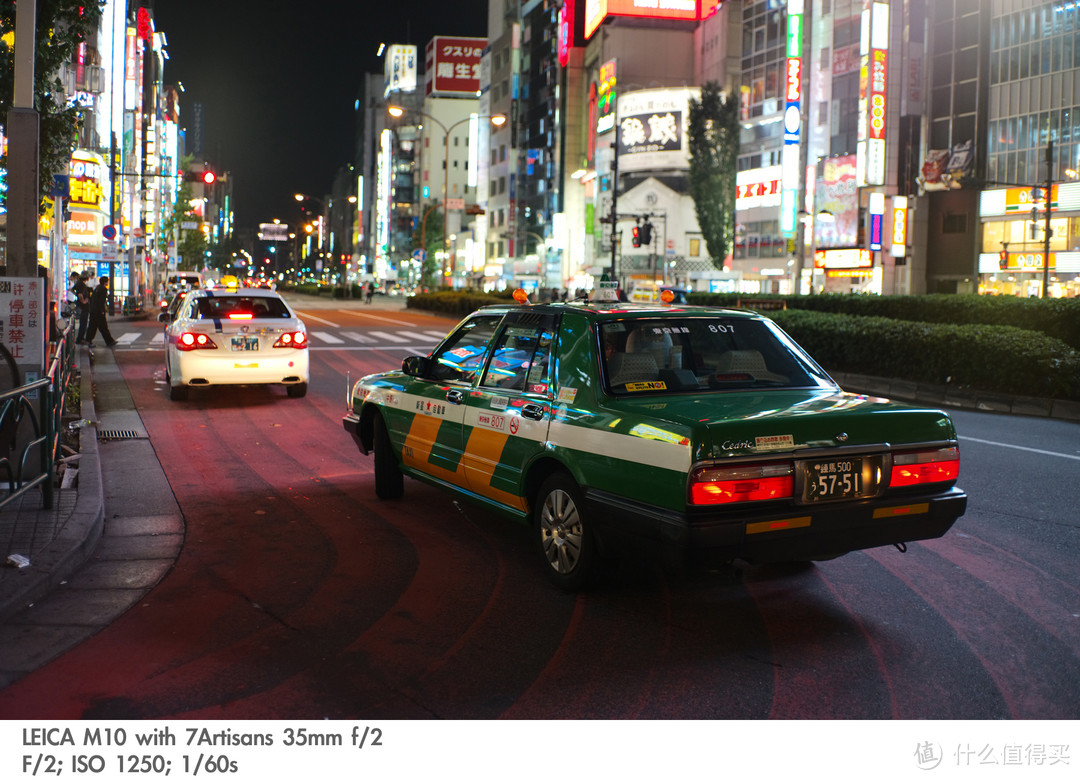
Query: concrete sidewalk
0,344,183,685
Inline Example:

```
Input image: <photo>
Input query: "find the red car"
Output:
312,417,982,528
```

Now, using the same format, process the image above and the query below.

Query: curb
833,372,1080,423
0,351,105,621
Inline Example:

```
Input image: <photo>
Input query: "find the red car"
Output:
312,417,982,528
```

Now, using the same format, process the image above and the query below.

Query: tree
411,204,444,288
0,1,105,210
687,82,740,270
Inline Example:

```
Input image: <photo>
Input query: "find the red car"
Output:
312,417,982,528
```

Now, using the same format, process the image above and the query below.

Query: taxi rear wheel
286,382,308,398
373,414,404,499
535,473,598,591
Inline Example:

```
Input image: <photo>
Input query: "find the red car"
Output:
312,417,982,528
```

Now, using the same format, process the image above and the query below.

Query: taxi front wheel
373,414,404,499
535,473,599,591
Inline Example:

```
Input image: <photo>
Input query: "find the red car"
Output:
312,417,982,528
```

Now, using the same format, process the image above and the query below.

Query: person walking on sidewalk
69,271,91,343
83,276,118,347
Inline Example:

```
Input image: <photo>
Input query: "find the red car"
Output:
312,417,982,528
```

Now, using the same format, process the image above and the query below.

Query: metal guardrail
0,320,77,512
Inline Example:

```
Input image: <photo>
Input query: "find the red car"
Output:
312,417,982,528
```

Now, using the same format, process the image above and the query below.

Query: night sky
152,0,489,233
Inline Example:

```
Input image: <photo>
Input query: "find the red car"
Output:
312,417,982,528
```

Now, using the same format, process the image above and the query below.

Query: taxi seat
625,328,672,367
715,350,787,383
608,352,659,386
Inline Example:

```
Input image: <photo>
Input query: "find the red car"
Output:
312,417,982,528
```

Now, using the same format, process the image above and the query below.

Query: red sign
869,49,888,140
786,57,801,102
558,0,575,67
425,36,485,96
585,0,700,39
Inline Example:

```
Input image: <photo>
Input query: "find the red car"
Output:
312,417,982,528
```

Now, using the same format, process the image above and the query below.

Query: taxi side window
480,324,554,393
429,317,500,383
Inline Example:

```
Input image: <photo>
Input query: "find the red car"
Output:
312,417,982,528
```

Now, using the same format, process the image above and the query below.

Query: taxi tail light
689,461,794,506
273,331,308,349
889,446,960,488
176,332,218,351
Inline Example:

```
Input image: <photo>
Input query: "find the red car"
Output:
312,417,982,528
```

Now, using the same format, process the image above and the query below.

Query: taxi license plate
231,336,259,352
805,457,863,501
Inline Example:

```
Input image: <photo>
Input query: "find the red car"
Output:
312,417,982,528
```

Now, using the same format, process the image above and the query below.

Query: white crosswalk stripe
119,327,440,348
366,330,412,343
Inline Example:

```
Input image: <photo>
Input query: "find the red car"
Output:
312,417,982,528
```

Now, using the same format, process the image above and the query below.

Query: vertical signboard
0,277,46,370
780,0,804,236
869,191,885,250
890,195,907,257
857,1,889,187
597,59,617,134
384,44,418,97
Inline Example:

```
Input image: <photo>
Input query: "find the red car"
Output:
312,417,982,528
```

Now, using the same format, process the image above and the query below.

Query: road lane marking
311,331,345,344
338,309,414,325
294,310,339,327
960,435,1080,461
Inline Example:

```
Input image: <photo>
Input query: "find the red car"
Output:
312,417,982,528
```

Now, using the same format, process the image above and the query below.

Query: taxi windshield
600,316,834,395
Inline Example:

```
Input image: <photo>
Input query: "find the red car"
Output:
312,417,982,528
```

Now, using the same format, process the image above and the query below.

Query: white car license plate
231,336,259,352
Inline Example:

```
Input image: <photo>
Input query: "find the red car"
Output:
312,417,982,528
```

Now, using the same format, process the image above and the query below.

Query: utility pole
1043,140,1053,298
609,133,619,283
6,0,39,277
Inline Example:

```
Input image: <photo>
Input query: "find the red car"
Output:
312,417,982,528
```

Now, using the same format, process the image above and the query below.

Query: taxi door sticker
625,381,667,392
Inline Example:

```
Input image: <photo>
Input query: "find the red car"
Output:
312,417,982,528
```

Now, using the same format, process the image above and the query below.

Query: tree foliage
687,82,740,269
0,0,105,210
411,203,444,288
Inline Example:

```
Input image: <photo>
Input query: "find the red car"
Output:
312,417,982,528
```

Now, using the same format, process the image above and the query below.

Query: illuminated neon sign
780,0,803,236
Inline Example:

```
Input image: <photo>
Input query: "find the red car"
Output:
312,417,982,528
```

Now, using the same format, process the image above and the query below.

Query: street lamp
388,105,506,286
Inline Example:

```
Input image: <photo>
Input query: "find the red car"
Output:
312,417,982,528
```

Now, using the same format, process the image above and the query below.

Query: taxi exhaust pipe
894,542,908,553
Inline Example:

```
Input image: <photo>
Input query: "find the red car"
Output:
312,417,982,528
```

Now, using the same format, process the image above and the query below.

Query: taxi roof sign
594,281,619,302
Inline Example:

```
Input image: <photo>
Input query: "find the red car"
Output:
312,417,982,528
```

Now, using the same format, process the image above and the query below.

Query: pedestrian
69,271,91,343
365,281,375,303
83,276,118,347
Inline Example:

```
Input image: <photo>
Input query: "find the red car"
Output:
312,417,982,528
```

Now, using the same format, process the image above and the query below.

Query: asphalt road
0,298,1077,721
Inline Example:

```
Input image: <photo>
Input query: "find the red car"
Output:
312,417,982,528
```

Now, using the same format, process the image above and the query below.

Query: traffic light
202,170,216,185
631,225,640,248
999,248,1008,270
640,221,653,245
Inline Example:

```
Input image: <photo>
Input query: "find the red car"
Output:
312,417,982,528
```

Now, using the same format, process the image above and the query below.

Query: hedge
688,292,1080,350
769,309,1080,401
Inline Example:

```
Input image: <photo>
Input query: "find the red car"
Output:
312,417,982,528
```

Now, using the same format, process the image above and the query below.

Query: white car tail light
690,461,794,506
177,332,217,351
273,331,308,349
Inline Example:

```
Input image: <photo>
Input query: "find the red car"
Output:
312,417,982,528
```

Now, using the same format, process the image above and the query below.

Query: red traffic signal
202,170,216,185
631,226,641,248
998,249,1008,269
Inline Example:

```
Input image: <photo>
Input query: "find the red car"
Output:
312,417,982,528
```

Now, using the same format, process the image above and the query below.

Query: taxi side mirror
402,355,431,377
158,312,170,323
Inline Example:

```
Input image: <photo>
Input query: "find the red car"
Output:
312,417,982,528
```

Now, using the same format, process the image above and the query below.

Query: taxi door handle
522,403,546,421
446,389,464,405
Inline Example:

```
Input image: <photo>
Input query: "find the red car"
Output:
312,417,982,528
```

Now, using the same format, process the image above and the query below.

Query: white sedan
161,288,309,401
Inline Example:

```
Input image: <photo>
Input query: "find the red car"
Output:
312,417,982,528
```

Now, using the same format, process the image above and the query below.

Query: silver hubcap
539,488,583,574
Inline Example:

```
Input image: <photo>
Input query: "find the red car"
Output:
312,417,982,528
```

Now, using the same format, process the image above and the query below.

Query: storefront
978,184,1080,298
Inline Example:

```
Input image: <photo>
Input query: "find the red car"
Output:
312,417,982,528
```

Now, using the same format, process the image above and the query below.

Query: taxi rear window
195,297,291,319
601,317,834,394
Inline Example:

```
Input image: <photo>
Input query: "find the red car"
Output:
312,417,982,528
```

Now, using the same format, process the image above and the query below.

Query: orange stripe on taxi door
463,427,528,512
403,414,468,487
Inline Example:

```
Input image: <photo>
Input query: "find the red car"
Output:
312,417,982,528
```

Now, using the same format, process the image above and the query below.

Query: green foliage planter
770,309,1080,401
689,292,1080,350
406,290,515,318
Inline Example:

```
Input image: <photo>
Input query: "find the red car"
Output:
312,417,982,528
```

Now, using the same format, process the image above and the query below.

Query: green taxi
343,299,966,590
